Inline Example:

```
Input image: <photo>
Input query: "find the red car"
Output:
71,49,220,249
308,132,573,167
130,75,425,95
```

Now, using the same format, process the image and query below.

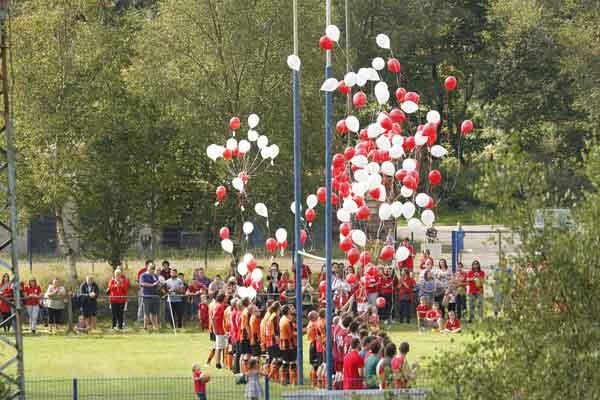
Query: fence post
264,375,269,400
72,378,78,400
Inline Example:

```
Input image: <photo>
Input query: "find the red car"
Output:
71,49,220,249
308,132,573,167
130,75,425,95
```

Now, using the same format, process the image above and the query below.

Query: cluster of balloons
236,253,263,300
296,27,475,268
265,228,288,256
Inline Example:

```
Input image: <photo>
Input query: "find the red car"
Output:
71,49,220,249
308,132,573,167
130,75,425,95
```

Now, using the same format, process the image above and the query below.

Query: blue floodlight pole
324,0,334,391
292,0,304,386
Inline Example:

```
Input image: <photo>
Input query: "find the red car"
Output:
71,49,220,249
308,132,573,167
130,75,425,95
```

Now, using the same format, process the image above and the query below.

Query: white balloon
226,138,238,151
352,181,369,196
366,68,380,81
237,262,248,276
246,287,257,300
379,203,392,220
356,74,367,87
426,110,441,125
354,168,369,183
206,144,223,161
351,229,367,247
402,202,416,219
257,135,269,149
377,185,387,202
367,123,385,138
430,145,448,158
376,112,388,124
232,177,244,192
337,208,351,222
275,228,288,243
422,209,435,226
248,113,260,128
221,238,234,254
400,186,413,198
357,68,370,82
251,268,263,282
368,173,382,189
290,201,301,215
307,194,318,209
376,33,391,49
415,193,430,208
248,129,259,142
326,24,341,42
287,54,301,71
376,135,391,150
391,135,404,146
243,221,254,235
344,72,358,87
237,286,247,298
414,133,428,146
401,101,419,114
391,201,403,218
345,115,360,133
389,145,404,159
238,139,251,154
402,158,417,171
269,144,280,159
381,161,395,176
374,81,390,105
366,162,380,175
396,246,410,262
320,77,339,92
260,147,271,159
243,253,254,264
407,218,423,232
351,155,368,168
255,203,268,218
372,57,385,71
343,199,358,213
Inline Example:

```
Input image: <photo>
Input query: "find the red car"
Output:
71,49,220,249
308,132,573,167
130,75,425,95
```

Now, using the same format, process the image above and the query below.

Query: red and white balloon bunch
292,27,475,268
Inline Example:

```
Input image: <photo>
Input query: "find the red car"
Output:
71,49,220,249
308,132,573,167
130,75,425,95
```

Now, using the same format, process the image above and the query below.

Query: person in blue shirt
140,264,160,329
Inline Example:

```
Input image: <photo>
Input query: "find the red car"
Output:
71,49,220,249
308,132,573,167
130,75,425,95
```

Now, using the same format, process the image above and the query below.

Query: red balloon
425,198,434,209
332,153,345,169
379,245,395,260
340,222,351,237
247,258,257,272
229,117,241,130
245,276,252,287
316,187,327,204
402,175,417,190
251,280,263,291
379,116,393,131
319,35,334,50
216,185,227,201
339,182,350,198
347,248,360,266
428,130,438,146
356,205,370,220
337,81,351,95
265,238,277,253
300,229,308,245
369,187,381,200
428,170,442,185
461,120,474,134
360,276,367,286
395,169,407,182
387,58,401,73
353,91,367,108
361,253,372,268
423,123,437,137
408,170,420,185
392,123,403,135
444,76,457,91
344,147,356,160
305,208,316,223
339,237,353,252
238,171,249,184
332,193,340,205
223,149,233,160
403,136,416,151
346,273,357,285
395,87,407,103
404,92,420,104
376,297,386,309
219,227,230,240
336,119,349,134
389,108,406,124
353,195,364,207
279,239,288,250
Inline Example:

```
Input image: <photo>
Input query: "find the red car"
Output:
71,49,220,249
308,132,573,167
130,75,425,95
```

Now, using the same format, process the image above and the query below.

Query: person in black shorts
79,276,99,331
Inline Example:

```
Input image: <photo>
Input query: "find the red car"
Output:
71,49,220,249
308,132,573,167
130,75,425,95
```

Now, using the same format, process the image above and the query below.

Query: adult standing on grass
140,264,160,330
211,293,227,369
343,337,365,390
0,273,13,332
467,260,485,323
137,260,153,323
208,275,224,299
79,276,99,331
108,269,129,331
453,262,468,320
45,278,66,333
397,270,416,324
24,278,42,334
166,268,185,328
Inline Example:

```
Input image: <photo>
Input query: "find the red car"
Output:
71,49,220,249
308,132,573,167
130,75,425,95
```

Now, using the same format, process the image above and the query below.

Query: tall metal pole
0,1,25,398
292,0,304,386
324,0,334,391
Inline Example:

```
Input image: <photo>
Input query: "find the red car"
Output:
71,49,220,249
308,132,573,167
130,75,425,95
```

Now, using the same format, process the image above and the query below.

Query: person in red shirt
397,270,416,324
198,295,209,331
108,269,129,331
365,266,380,306
192,363,210,400
425,302,443,330
399,237,416,270
333,314,351,376
211,293,227,369
379,267,394,324
343,337,364,390
391,342,418,388
24,278,42,334
416,297,431,331
418,249,434,271
277,272,290,294
0,273,13,333
443,311,462,333
466,260,485,323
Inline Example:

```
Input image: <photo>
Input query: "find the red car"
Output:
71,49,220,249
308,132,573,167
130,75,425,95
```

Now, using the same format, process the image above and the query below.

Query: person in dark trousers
79,276,99,331
108,269,129,331
166,268,185,328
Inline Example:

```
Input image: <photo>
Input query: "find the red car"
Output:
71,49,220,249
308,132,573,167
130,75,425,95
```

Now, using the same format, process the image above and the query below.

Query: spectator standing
137,260,153,322
379,267,393,324
166,268,185,328
196,268,212,288
45,279,66,333
0,274,13,332
420,271,435,305
397,270,415,324
187,277,205,321
79,276,99,331
454,262,468,319
24,278,42,334
467,260,485,323
108,269,129,331
399,238,416,270
434,259,451,317
160,260,171,280
140,264,160,329
208,275,224,299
